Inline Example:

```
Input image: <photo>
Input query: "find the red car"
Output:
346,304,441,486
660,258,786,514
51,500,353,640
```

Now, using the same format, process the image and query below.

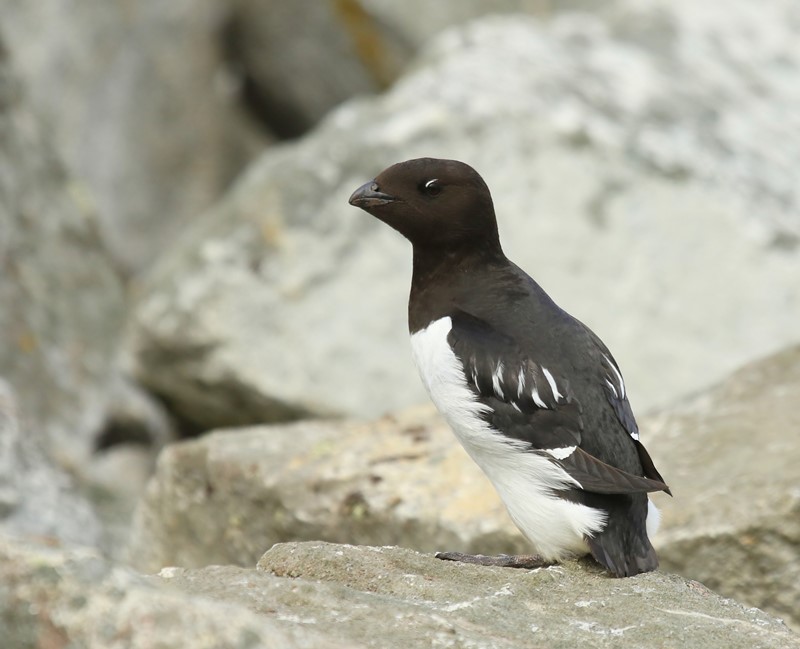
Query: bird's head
348,158,500,251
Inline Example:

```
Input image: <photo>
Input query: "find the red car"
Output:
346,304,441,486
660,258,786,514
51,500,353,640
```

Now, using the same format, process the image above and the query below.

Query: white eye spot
421,178,442,196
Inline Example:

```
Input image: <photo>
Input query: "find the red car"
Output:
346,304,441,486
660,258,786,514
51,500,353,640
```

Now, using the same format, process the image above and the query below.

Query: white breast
410,316,607,560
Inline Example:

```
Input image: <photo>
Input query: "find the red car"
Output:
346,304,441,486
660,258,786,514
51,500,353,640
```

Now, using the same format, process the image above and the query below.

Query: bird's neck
409,240,507,330
412,233,505,279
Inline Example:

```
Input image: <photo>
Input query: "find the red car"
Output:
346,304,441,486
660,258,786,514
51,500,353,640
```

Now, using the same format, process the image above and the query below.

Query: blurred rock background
1,0,798,645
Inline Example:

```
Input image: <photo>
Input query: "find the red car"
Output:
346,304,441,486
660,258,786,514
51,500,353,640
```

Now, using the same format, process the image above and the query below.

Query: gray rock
131,3,800,430
218,0,589,140
0,379,102,548
0,535,338,649
127,408,523,572
0,36,177,551
0,39,126,467
4,535,797,649
95,373,176,452
0,0,264,272
227,0,408,138
251,542,800,649
364,0,614,47
648,344,800,632
128,345,800,631
78,374,176,558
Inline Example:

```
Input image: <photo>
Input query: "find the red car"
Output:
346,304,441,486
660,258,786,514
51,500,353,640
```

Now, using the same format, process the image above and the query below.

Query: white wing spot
531,381,548,409
603,354,626,399
545,446,577,460
492,361,505,399
517,368,526,398
630,430,640,441
541,367,563,402
604,378,618,399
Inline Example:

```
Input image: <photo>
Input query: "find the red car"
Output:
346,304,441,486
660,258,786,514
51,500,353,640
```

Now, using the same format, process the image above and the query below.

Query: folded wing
447,310,670,496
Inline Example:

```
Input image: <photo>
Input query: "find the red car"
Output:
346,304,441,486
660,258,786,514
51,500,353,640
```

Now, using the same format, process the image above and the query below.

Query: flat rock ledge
2,537,797,649
128,346,800,631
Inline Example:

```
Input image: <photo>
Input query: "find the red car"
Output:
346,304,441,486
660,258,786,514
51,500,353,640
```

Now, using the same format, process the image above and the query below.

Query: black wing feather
599,348,672,495
447,310,670,496
560,447,668,494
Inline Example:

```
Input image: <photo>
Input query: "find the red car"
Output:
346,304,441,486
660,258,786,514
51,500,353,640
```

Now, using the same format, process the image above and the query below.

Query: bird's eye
420,178,442,197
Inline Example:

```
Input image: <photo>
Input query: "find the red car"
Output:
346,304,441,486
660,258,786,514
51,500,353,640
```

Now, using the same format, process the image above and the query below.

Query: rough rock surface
131,3,800,430
0,535,331,649
128,345,800,630
0,0,263,272
127,407,521,572
0,380,102,548
3,536,798,649
83,375,175,557
254,542,799,649
364,0,609,47
0,0,554,271
226,0,408,139
648,344,800,632
0,34,176,551
0,38,126,467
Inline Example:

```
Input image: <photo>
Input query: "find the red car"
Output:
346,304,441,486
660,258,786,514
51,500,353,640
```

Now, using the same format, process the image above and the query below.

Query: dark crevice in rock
768,230,800,252
219,15,312,141
142,387,315,441
94,417,154,451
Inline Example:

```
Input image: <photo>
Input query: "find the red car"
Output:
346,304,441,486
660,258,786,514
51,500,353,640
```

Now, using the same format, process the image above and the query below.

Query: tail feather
584,492,658,577
587,534,658,577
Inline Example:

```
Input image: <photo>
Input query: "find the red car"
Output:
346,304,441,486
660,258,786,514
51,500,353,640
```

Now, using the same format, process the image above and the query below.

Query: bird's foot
435,551,552,569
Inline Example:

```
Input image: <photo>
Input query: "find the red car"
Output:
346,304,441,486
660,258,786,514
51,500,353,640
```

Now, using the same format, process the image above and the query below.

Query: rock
0,37,127,468
648,344,800,632
78,374,176,558
0,379,103,548
0,535,337,649
128,344,800,630
0,0,264,272
0,0,558,273
0,34,178,551
94,373,176,452
84,443,163,560
8,536,795,649
363,0,608,48
127,407,520,572
209,0,596,140
226,0,408,139
253,542,800,649
131,3,800,431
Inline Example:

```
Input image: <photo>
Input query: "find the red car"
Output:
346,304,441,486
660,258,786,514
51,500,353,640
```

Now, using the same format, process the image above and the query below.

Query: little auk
349,157,671,577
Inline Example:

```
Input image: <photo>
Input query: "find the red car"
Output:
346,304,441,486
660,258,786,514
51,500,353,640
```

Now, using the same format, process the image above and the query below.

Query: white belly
410,316,607,560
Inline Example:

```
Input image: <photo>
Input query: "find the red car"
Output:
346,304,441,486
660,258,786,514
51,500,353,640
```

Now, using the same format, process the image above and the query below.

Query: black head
348,158,500,251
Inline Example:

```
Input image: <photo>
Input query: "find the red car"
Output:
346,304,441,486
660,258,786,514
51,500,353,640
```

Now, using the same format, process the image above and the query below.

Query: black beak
348,181,397,208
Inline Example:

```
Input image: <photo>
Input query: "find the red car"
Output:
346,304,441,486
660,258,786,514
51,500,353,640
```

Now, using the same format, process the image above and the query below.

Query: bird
348,157,671,577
